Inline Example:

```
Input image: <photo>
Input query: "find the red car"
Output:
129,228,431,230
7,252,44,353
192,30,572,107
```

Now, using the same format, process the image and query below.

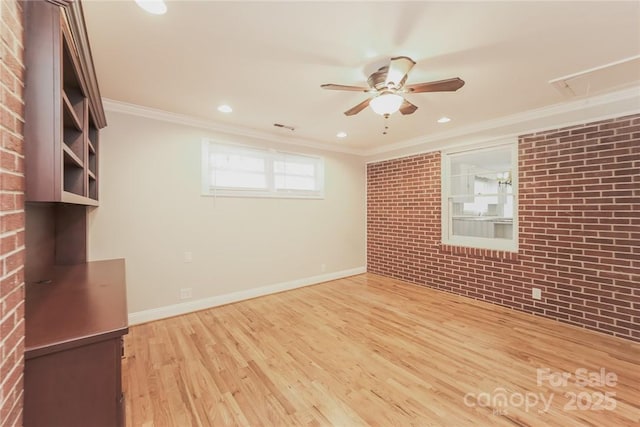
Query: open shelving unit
61,24,91,203
24,0,106,206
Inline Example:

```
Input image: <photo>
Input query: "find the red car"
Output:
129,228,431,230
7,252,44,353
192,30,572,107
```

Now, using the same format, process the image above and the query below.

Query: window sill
440,244,519,261
201,191,324,200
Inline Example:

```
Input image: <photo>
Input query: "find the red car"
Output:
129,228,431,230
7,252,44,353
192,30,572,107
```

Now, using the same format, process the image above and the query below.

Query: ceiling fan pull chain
382,117,390,135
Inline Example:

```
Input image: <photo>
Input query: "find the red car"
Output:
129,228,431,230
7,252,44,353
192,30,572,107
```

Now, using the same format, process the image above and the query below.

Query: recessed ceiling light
336,131,347,138
135,0,167,15
437,116,451,123
217,105,233,113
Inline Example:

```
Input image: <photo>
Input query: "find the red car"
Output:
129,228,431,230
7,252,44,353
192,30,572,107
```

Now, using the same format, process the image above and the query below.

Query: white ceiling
83,1,640,151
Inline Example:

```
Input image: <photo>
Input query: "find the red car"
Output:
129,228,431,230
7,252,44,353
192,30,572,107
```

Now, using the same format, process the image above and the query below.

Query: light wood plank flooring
123,273,640,426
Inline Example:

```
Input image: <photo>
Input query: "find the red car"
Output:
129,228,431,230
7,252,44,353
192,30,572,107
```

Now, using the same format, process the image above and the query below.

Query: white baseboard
128,267,366,325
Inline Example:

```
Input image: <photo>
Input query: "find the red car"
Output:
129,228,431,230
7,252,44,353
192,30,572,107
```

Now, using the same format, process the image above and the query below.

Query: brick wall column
0,0,26,425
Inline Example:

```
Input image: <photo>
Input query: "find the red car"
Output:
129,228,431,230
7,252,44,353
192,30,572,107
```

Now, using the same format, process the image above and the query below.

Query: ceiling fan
321,56,465,117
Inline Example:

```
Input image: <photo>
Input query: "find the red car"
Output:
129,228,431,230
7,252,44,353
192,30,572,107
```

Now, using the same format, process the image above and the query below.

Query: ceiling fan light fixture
135,0,167,15
321,56,463,118
369,93,404,116
437,116,451,123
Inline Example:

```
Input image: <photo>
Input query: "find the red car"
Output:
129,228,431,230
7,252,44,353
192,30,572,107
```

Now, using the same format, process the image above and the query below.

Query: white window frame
441,139,518,252
201,139,325,199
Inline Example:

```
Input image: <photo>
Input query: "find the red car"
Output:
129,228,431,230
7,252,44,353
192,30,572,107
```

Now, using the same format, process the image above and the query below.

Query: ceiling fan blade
399,99,418,115
385,56,416,89
344,98,371,116
321,83,370,92
405,77,465,93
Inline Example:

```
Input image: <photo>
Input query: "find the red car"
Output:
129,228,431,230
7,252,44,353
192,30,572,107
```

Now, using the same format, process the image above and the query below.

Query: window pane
208,147,268,190
213,170,267,189
275,175,316,191
274,160,315,176
203,141,324,198
444,142,517,251
211,154,265,172
274,156,319,191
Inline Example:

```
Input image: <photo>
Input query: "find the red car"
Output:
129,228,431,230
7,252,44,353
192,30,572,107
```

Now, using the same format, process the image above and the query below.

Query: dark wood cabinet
24,259,128,427
23,1,127,425
24,0,106,206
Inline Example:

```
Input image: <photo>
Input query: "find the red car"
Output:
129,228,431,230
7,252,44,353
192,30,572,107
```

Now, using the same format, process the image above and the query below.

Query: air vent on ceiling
549,55,640,98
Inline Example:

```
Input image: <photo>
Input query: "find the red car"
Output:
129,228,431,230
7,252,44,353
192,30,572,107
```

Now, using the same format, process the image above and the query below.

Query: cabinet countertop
25,259,128,359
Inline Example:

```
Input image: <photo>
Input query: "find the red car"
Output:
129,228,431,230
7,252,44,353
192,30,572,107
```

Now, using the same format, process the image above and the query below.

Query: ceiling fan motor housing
368,67,388,90
367,66,407,91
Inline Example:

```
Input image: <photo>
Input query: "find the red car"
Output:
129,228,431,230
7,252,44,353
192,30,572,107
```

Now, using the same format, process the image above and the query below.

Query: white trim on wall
365,91,640,164
104,86,639,161
365,86,640,158
101,98,362,156
128,267,366,325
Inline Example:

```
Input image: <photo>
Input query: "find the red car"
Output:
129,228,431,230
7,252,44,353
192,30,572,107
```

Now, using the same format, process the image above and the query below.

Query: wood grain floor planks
123,273,640,426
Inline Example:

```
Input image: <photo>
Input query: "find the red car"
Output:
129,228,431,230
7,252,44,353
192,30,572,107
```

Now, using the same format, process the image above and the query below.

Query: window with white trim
201,140,324,198
441,141,518,252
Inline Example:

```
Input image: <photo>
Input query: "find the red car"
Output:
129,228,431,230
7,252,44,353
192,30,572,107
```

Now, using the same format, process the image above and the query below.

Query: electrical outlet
532,287,542,300
321,263,326,273
184,251,193,263
180,288,192,300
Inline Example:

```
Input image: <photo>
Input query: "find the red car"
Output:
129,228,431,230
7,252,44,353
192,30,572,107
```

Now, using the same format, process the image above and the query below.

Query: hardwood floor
123,273,640,426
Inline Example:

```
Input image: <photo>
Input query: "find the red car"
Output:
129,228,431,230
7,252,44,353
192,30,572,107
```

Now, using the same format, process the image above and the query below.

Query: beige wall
88,112,366,314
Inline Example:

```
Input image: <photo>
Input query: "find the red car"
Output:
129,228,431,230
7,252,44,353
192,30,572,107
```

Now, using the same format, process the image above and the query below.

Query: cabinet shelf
62,143,83,168
62,91,82,131
61,191,98,206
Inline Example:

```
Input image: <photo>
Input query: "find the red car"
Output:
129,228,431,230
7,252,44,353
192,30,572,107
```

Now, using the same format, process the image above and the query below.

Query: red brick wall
367,114,640,342
0,0,25,425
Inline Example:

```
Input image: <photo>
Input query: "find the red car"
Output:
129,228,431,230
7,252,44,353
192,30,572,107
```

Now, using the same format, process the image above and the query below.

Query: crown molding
104,85,639,160
65,1,107,128
363,85,640,159
101,98,365,156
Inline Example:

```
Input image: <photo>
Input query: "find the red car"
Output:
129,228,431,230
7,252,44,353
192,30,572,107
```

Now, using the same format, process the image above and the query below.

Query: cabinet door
24,339,123,427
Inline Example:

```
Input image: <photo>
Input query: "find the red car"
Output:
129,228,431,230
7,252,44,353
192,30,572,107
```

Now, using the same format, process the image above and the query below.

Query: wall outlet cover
532,288,542,300
180,288,192,299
